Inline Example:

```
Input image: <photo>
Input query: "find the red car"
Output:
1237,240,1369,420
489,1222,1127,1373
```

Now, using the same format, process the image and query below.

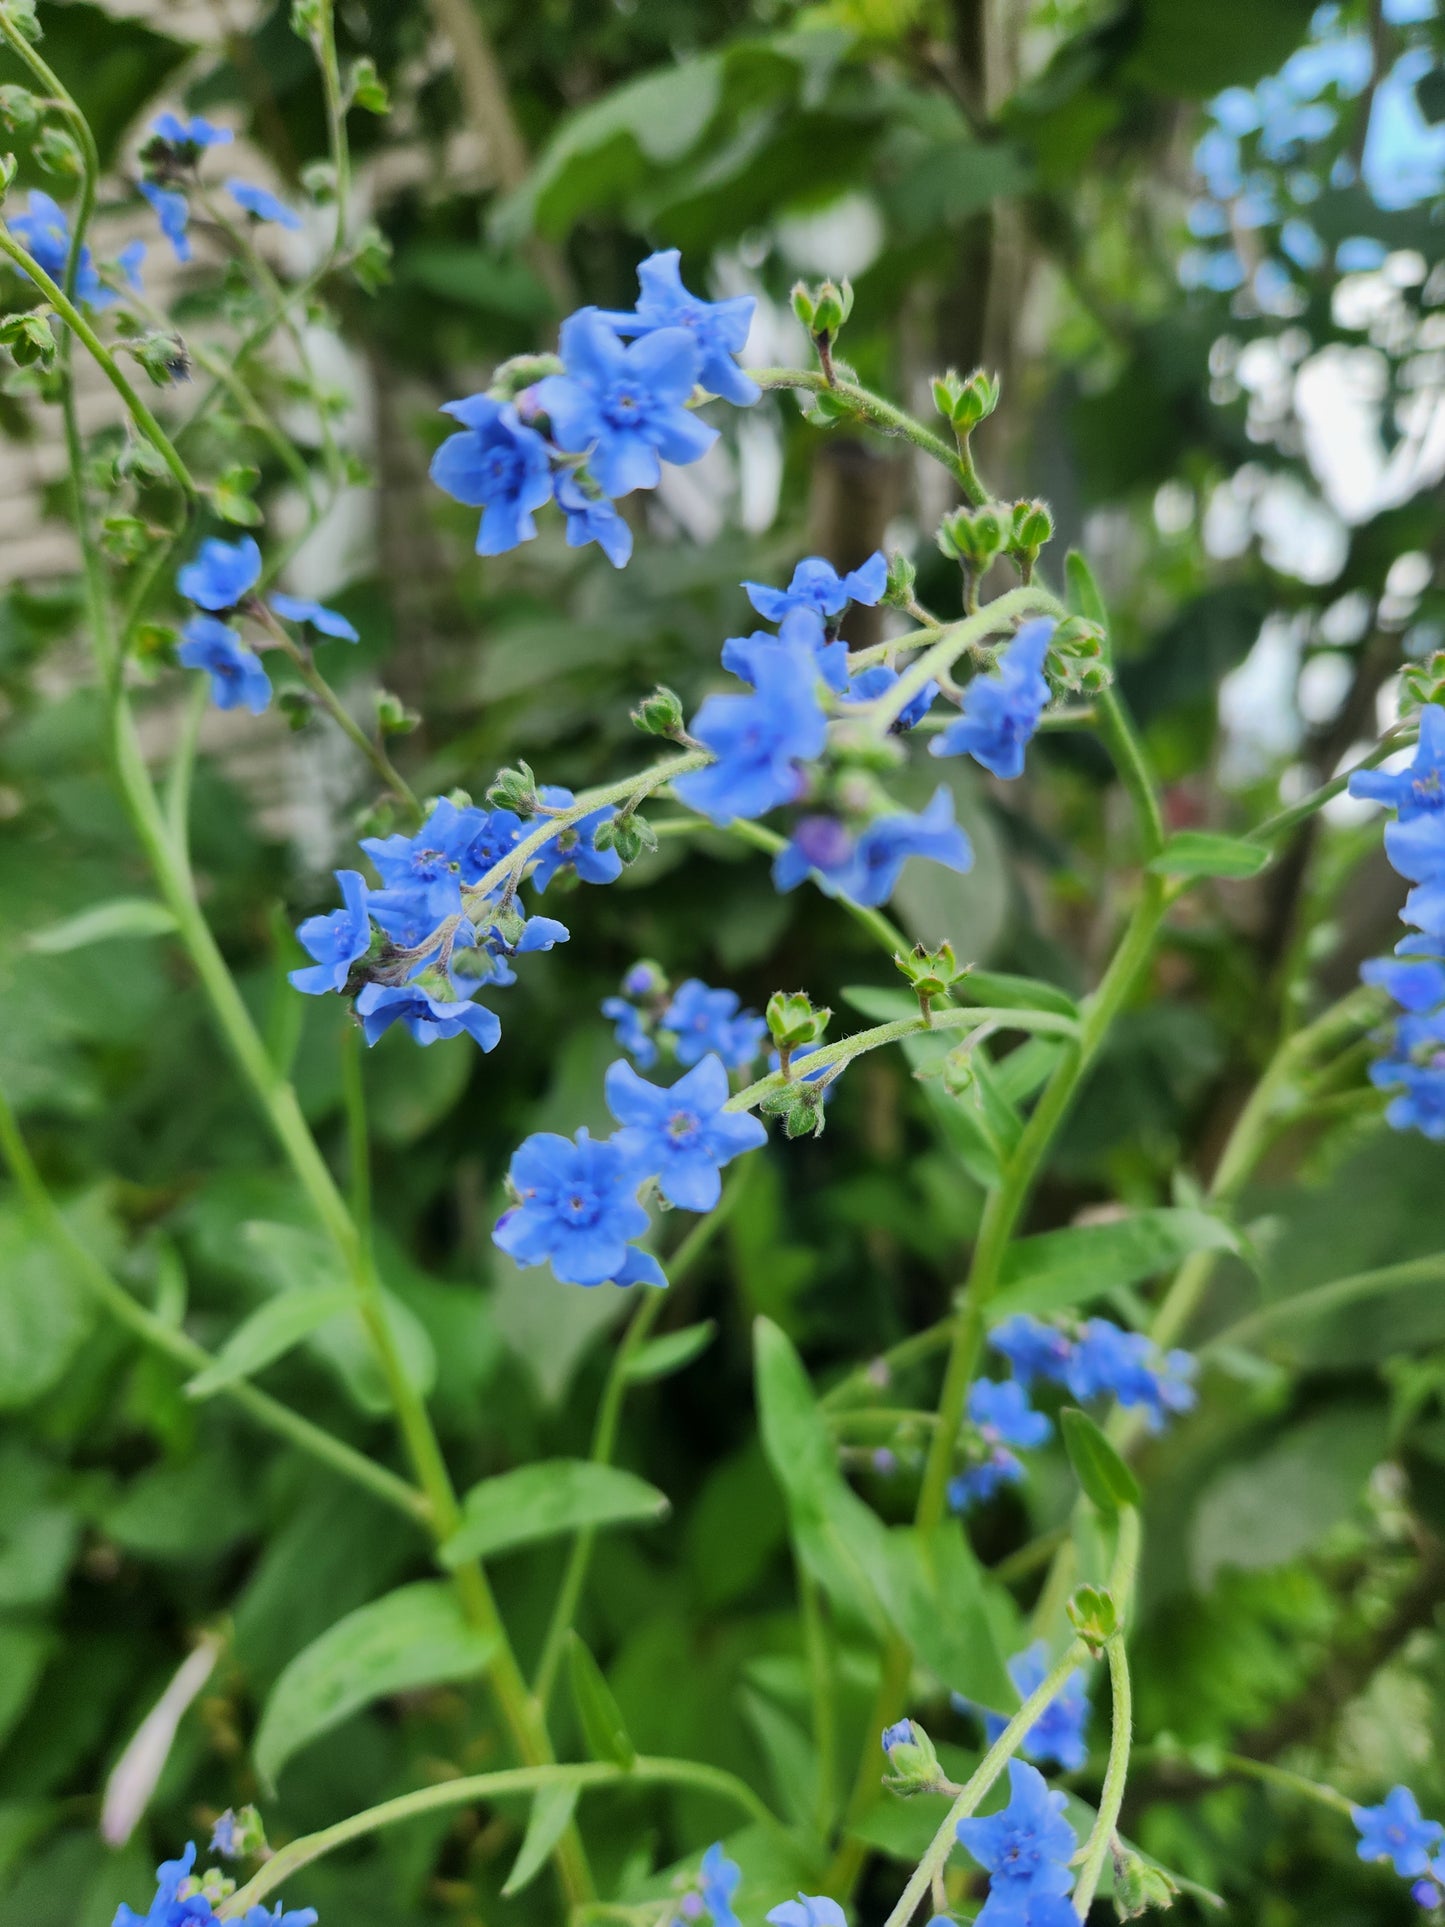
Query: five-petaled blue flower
226,178,303,229
430,395,554,556
271,593,359,641
600,249,759,407
354,981,500,1051
949,1449,1024,1512
535,308,715,498
605,1053,767,1211
744,552,888,645
1371,1057,1445,1139
931,617,1054,779
845,662,938,731
290,870,373,994
362,799,478,923
152,112,233,150
526,786,624,891
177,616,271,714
698,1843,742,1927
1349,706,1445,820
10,191,113,306
773,787,973,907
493,1127,662,1288
1361,956,1445,1012
552,471,633,568
956,1759,1077,1922
1355,1786,1445,1877
139,180,192,263
969,1377,1052,1450
661,979,767,1069
766,1897,845,1927
989,1314,1075,1389
602,995,658,1068
960,1643,1091,1775
115,1842,317,1927
673,646,828,825
721,622,850,696
178,534,262,611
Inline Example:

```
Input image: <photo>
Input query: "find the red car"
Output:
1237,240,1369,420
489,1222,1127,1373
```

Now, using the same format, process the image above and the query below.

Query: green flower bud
940,1044,977,1097
349,222,393,295
488,762,538,813
348,56,390,115
376,690,420,736
792,277,853,342
632,684,686,738
34,124,82,179
761,1081,827,1139
895,940,966,1002
881,551,918,610
932,366,1000,432
0,310,55,368
1112,1845,1178,1919
1009,498,1054,553
766,989,830,1051
490,351,565,399
131,330,191,387
801,387,853,429
937,505,1005,568
881,1718,944,1794
1066,1582,1119,1652
100,514,154,565
596,814,657,865
0,85,41,135
277,688,315,731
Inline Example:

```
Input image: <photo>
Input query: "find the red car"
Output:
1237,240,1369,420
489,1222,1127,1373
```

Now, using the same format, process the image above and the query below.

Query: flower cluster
956,1759,1080,1927
948,1313,1197,1512
494,1052,766,1288
174,533,357,714
666,1843,743,1927
137,110,299,265
1352,707,1445,1138
1354,1784,1445,1908
9,189,143,308
602,965,768,1073
954,1642,1092,1774
113,1842,314,1927
430,250,755,565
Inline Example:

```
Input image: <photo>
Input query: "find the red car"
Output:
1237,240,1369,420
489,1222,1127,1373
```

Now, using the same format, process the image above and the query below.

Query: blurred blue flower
602,996,657,1068
177,617,270,713
9,191,111,305
152,112,232,149
969,1377,1051,1450
930,618,1054,779
139,180,191,263
226,178,302,229
661,979,767,1069
698,1843,743,1927
766,1897,845,1927
270,593,359,641
772,787,973,908
989,1314,1075,1389
553,471,633,568
844,662,938,730
178,534,262,611
673,647,827,824
1354,1786,1444,1877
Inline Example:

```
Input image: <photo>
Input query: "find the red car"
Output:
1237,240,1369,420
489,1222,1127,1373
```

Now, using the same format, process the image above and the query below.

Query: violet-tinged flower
493,1126,657,1287
699,1843,742,1927
178,534,262,611
970,1377,1052,1449
948,1448,1024,1511
270,593,359,641
599,249,759,406
661,979,767,1069
989,1314,1075,1389
766,1897,845,1927
226,178,302,229
1413,1879,1443,1910
290,870,373,994
1354,1786,1445,1877
527,786,624,890
744,552,888,632
152,112,233,149
177,616,270,714
773,787,973,908
605,1052,767,1211
602,995,657,1068
1371,1058,1445,1139
553,471,633,567
956,1760,1077,1907
354,981,501,1050
535,308,714,498
431,394,554,556
930,617,1055,779
139,180,192,263
361,799,482,922
9,191,110,305
845,662,938,730
673,647,828,825
1350,705,1445,819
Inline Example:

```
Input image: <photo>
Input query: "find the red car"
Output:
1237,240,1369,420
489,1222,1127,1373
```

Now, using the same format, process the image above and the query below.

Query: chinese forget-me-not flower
1354,1786,1445,1877
526,786,624,891
661,979,767,1069
139,180,192,263
845,661,938,731
989,1314,1076,1389
766,1897,845,1927
361,799,478,923
354,981,501,1051
772,787,973,908
553,471,633,568
605,1052,767,1211
698,1843,742,1927
535,308,715,498
743,551,888,641
10,191,112,306
969,1377,1052,1450
673,646,828,825
176,617,270,714
493,1127,661,1288
1350,705,1445,820
270,593,359,641
178,534,262,611
602,995,658,1068
152,112,233,150
226,178,302,229
430,395,553,556
290,871,373,994
930,617,1054,779
599,248,759,407
960,1642,1091,1775
956,1759,1077,1919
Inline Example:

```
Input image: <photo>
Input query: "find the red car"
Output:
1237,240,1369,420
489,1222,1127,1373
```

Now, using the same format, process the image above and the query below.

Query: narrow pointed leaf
25,897,178,952
622,1320,717,1382
1060,1407,1142,1513
185,1287,352,1399
502,1784,580,1896
566,1631,636,1769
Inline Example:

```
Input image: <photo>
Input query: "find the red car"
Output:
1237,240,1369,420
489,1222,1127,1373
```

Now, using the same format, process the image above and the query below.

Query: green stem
753,367,986,501
1073,1631,1133,1915
340,1018,372,1242
0,1074,424,1520
878,1641,1092,1927
313,0,352,257
532,1172,750,1707
864,587,1064,737
217,1752,787,1917
1250,723,1415,846
1206,1252,1445,1356
800,1562,838,1833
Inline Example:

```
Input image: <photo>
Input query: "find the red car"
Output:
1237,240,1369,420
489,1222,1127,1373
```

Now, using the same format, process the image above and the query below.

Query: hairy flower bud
937,505,1005,568
632,684,686,737
1113,1844,1179,1918
881,1718,944,1794
766,989,830,1052
895,940,966,1002
1066,1582,1120,1652
932,366,1000,432
487,761,538,813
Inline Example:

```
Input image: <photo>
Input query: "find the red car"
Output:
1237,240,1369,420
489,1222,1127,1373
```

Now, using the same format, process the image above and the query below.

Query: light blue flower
226,178,302,229
178,535,262,611
176,616,270,713
431,394,554,556
605,1051,767,1211
270,593,359,641
599,249,758,406
535,308,714,498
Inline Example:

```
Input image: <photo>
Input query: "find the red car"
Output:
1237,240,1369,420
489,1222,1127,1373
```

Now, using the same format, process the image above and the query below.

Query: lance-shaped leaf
566,1631,636,1769
441,1460,669,1567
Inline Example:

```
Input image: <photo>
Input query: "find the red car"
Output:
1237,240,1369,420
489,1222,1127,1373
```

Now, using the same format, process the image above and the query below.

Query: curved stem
753,367,986,501
864,587,1064,736
1073,1631,1133,1915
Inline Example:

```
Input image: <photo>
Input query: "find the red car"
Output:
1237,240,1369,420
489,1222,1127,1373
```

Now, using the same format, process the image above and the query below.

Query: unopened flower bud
881,1718,943,1794
622,959,666,999
937,506,1005,569
487,761,538,813
932,366,1000,433
35,123,83,179
761,1080,827,1138
0,85,41,135
632,684,686,737
1112,1844,1178,1918
376,689,420,736
490,351,564,400
766,989,830,1051
1009,498,1053,554
211,1805,268,1860
1066,1582,1119,1652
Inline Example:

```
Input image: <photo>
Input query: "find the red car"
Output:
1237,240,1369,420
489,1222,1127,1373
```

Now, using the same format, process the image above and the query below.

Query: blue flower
177,617,271,713
1413,1879,1443,1910
1362,956,1445,1011
290,870,373,994
766,1897,845,1927
535,308,715,498
553,471,633,567
744,552,888,638
1354,1786,1445,1877
459,807,523,888
117,240,147,297
772,787,973,908
881,1719,914,1755
605,1052,767,1211
178,534,262,611
949,1449,1024,1511
699,1843,742,1927
988,1315,1075,1389
271,593,359,641
599,249,758,406
361,799,481,922
113,1844,214,1927
956,1760,1077,1911
976,1644,1092,1774
430,395,554,556
140,180,191,263
527,786,624,890
673,647,828,825
1066,1319,1197,1431
226,178,302,229
152,112,233,149
970,1378,1052,1450
9,190,110,305
661,979,767,1069
1350,706,1445,819
354,981,501,1050
721,621,850,695
1371,1058,1445,1138
930,618,1055,779
845,662,937,730
602,995,657,1068
493,1127,661,1287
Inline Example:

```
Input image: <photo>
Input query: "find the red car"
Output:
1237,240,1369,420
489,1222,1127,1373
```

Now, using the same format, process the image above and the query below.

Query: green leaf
502,1784,579,1897
184,1287,353,1400
0,1204,94,1410
566,1631,636,1769
0,1625,53,1750
880,1523,1014,1707
622,1321,717,1383
1064,549,1109,630
253,1581,498,1789
24,898,177,953
990,1209,1237,1321
1060,1408,1141,1513
440,1460,670,1567
1148,832,1270,881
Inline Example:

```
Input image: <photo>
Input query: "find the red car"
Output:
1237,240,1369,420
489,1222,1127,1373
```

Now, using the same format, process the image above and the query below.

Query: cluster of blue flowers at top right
948,1312,1197,1513
1352,705,1445,1137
